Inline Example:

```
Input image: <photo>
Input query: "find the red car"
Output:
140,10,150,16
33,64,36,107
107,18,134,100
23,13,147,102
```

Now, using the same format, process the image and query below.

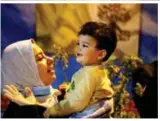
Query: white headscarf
1,39,44,91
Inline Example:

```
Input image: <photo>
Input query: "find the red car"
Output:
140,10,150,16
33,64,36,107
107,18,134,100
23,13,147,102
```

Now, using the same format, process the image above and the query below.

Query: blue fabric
139,33,157,64
1,4,35,53
32,86,51,96
139,4,158,64
70,99,111,118
52,56,81,88
70,104,99,118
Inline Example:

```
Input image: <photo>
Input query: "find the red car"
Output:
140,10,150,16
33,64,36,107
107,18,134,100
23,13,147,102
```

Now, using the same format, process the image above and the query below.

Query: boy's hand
43,106,57,118
58,81,70,91
39,95,57,108
43,108,50,118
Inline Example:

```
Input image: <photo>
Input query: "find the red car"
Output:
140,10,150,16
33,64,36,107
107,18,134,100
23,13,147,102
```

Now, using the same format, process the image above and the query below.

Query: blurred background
1,4,158,88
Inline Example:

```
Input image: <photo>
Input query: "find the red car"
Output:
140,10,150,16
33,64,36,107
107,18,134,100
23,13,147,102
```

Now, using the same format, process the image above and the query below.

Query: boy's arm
44,72,95,117
83,97,113,118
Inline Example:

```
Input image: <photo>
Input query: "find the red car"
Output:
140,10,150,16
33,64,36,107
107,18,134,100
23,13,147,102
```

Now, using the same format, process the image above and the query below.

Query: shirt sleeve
48,70,96,117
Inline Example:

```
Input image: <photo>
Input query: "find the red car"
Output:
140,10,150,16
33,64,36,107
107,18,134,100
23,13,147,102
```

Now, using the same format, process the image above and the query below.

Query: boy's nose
76,45,81,52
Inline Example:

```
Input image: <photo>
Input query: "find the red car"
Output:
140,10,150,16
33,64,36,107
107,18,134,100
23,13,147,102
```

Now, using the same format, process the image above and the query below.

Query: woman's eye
37,57,43,61
36,56,45,61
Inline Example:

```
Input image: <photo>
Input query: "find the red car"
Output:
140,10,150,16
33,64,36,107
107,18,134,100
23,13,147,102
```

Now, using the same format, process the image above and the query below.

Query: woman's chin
45,76,56,85
76,58,83,64
51,76,56,82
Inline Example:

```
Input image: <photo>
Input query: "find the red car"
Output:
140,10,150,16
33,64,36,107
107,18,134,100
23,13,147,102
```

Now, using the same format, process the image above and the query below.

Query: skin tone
3,42,57,108
76,35,107,66
32,42,56,85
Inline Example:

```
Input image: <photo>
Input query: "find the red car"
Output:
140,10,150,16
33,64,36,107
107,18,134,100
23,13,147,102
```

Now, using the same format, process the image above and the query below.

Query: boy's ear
98,50,107,60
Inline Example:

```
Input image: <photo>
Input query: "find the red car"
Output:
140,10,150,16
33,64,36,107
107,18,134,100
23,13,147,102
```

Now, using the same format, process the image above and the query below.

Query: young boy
44,21,117,117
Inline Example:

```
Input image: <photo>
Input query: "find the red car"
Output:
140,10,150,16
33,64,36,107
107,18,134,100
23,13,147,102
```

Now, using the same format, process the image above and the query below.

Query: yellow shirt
48,65,114,117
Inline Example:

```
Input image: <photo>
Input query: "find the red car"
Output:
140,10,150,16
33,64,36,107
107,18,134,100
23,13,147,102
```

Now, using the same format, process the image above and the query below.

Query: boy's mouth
77,52,82,56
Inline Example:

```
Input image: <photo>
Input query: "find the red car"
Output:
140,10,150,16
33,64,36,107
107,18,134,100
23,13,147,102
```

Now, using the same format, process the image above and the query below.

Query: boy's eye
82,44,88,48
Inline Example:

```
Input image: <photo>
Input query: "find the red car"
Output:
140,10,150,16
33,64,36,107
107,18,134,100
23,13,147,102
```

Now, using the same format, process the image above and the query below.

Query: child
44,21,117,117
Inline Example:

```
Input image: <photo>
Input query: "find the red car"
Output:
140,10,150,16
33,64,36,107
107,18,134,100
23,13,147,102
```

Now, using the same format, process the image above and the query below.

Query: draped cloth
1,39,44,91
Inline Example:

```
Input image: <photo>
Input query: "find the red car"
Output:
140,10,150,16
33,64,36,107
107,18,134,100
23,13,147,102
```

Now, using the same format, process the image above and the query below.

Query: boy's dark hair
78,22,117,61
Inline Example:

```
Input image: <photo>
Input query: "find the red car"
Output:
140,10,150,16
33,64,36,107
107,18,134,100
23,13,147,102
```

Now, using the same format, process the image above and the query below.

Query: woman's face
32,43,56,85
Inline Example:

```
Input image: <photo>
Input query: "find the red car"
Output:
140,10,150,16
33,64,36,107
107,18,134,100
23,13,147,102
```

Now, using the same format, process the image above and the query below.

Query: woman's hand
3,85,37,106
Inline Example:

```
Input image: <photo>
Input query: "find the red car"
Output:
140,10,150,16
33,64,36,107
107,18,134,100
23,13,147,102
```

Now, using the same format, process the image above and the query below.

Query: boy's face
76,35,104,66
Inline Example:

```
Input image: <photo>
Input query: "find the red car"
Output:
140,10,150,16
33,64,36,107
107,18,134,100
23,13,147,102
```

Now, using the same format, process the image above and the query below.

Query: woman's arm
3,102,46,118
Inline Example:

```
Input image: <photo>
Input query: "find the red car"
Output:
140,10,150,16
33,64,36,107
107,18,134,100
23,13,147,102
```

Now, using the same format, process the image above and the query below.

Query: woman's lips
47,65,54,73
47,69,55,74
50,70,55,75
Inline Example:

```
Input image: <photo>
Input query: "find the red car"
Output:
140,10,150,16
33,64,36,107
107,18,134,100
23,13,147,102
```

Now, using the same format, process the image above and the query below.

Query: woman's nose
47,56,53,65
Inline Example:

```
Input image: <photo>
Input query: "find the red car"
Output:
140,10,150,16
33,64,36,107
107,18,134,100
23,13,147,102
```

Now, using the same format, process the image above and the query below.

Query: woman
2,39,60,117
